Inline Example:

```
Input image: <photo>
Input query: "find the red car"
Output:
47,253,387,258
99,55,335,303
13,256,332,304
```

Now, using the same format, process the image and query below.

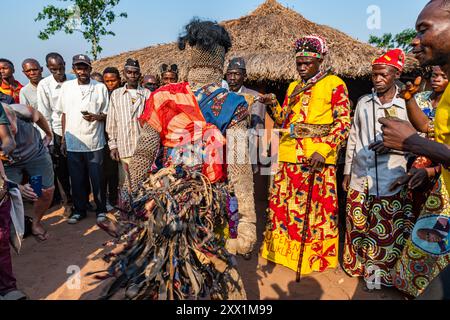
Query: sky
1,0,429,83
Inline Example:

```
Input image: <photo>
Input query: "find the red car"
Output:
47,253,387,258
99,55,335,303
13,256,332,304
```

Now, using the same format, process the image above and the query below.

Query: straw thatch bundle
93,0,419,81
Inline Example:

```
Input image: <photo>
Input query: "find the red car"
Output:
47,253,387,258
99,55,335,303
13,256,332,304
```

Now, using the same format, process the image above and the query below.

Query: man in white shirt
57,54,109,225
19,59,43,110
342,49,414,288
37,53,75,205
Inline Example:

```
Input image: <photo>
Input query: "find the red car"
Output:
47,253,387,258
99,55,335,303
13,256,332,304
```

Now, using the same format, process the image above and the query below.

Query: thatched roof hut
94,0,418,83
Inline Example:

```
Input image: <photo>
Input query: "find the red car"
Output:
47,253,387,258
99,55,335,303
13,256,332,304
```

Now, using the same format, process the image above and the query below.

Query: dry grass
93,0,419,81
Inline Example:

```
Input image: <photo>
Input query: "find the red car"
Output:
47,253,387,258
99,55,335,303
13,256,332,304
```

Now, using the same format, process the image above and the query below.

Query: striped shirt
106,85,151,158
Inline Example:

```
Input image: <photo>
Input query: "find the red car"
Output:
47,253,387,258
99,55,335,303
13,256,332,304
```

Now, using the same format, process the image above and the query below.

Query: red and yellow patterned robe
261,74,351,274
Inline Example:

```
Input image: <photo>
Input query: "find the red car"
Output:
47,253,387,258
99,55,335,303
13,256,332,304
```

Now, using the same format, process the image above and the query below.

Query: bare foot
31,223,49,242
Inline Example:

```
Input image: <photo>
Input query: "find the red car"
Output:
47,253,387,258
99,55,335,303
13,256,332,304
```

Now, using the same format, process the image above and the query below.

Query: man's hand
110,148,120,162
397,77,422,101
390,174,412,192
258,93,278,106
43,133,53,148
369,140,391,155
408,168,429,190
389,167,429,192
83,113,106,122
379,117,417,151
342,175,351,193
19,184,38,202
82,113,97,122
310,152,325,170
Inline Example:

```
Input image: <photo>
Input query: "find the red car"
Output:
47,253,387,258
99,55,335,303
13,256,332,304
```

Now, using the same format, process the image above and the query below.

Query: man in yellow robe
260,36,351,275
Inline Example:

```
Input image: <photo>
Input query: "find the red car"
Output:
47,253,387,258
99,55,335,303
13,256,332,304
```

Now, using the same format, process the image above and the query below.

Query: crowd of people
0,0,449,301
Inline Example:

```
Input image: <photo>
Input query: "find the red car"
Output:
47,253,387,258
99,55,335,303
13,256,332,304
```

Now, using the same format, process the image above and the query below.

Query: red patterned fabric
139,82,226,183
261,162,339,274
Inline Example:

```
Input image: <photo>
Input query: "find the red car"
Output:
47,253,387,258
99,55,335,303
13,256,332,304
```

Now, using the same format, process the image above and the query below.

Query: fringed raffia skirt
96,166,246,300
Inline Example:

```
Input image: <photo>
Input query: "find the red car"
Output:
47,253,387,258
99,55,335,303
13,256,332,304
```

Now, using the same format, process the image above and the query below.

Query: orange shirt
0,80,23,103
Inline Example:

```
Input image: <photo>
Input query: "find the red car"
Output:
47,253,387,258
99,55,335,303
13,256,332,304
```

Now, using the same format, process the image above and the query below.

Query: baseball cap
72,54,92,66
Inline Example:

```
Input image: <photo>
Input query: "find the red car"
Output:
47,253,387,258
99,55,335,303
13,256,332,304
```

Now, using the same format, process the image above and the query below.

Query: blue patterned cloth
415,91,436,121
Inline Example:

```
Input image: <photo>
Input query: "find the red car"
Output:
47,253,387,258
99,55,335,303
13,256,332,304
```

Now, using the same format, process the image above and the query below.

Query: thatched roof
94,0,419,81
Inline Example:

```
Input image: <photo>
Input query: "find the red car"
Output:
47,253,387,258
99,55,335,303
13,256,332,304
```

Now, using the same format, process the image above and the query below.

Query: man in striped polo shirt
106,59,151,186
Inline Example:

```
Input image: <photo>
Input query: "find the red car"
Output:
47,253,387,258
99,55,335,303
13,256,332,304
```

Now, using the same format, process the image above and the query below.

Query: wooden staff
371,88,380,198
296,168,316,283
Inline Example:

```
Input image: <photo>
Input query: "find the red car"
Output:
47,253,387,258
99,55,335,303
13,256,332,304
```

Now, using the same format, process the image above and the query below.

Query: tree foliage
368,29,417,53
35,0,127,60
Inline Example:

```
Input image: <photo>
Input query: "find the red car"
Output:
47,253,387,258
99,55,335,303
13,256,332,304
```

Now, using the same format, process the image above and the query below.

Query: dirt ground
11,197,408,301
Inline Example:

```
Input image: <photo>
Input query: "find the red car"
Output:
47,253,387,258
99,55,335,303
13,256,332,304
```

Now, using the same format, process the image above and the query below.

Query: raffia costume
98,28,256,300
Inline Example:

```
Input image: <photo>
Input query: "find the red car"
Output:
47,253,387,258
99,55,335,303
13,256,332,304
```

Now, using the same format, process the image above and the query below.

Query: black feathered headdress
178,18,232,53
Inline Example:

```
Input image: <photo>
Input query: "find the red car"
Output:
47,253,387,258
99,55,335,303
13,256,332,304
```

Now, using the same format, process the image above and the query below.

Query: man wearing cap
57,54,109,225
260,35,351,276
106,59,151,187
226,57,266,172
342,49,414,288
159,64,179,85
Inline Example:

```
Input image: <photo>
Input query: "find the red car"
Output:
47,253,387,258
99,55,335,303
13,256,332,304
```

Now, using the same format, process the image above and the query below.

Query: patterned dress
261,74,351,274
343,91,414,287
393,88,450,297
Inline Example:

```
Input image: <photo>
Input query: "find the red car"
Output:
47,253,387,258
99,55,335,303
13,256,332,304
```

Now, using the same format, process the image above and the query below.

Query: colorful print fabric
261,162,339,274
343,187,414,287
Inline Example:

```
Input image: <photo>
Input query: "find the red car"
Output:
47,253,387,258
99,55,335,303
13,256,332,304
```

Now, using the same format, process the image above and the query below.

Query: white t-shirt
56,79,109,152
37,74,76,137
19,83,38,109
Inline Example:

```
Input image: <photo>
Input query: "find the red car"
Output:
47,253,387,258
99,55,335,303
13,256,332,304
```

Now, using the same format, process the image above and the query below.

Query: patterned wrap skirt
261,162,339,274
393,176,450,297
343,186,414,287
